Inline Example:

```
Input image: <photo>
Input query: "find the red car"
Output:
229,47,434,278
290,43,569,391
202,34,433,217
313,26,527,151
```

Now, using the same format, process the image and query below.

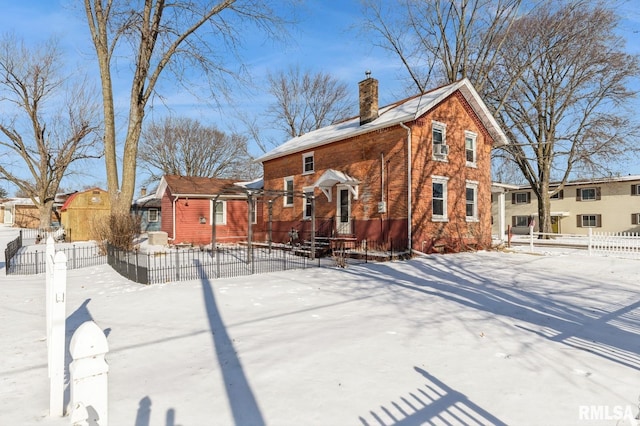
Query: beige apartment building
492,175,640,237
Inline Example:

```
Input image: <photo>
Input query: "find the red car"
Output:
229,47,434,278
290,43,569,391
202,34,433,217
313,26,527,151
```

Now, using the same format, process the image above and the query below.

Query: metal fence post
35,250,39,275
175,248,180,282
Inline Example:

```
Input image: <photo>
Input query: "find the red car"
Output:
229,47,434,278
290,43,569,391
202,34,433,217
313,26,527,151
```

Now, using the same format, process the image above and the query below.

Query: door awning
313,169,359,201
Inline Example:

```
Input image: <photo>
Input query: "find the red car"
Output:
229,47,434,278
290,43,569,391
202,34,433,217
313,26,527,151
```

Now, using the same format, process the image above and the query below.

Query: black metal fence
5,243,106,275
107,244,322,285
330,238,410,266
4,231,23,273
20,227,68,245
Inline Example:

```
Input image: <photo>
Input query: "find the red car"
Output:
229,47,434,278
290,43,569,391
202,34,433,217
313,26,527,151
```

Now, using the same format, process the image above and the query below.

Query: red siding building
156,175,261,246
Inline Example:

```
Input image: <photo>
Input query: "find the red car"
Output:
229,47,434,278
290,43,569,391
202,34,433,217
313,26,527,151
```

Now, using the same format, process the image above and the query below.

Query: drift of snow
0,224,639,426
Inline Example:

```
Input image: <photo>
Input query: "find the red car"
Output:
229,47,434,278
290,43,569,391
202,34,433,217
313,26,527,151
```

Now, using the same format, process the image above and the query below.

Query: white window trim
432,175,449,222
465,180,479,222
514,192,529,204
210,200,227,225
284,176,294,207
432,121,448,162
302,152,315,175
514,215,529,227
465,130,477,168
302,186,314,220
581,214,598,228
581,187,597,201
147,208,159,222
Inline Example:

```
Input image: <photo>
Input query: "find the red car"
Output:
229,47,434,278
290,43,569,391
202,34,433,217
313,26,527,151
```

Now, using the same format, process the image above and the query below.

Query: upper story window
577,187,600,201
512,192,531,204
432,121,448,159
302,152,314,174
147,208,159,222
550,189,564,200
432,176,449,221
465,131,477,167
284,177,294,207
631,184,640,196
632,213,640,225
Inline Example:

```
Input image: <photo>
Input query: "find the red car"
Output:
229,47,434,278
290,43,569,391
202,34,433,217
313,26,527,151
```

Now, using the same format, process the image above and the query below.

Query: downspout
399,121,412,252
170,195,178,241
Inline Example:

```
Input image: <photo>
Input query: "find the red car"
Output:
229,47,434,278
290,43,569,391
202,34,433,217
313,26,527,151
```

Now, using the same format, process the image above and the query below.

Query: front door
551,216,559,233
336,187,351,235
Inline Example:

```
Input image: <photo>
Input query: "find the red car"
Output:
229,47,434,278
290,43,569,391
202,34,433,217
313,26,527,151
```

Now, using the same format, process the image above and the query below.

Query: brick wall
262,90,494,251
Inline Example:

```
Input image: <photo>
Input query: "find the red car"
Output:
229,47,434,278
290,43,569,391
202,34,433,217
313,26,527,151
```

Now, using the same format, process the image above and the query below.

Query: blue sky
0,0,639,196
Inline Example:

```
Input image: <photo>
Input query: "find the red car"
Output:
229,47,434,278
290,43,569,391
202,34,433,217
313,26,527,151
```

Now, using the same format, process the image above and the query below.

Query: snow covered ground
1,224,639,426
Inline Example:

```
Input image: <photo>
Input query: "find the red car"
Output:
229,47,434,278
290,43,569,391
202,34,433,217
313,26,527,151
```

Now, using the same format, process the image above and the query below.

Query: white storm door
336,187,351,235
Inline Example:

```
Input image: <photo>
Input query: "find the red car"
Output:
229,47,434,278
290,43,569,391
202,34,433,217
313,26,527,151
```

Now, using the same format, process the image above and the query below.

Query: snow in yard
1,224,639,426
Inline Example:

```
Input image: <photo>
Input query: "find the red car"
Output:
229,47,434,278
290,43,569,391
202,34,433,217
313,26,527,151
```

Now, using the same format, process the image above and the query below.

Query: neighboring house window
632,213,640,225
577,214,601,228
465,181,478,221
550,189,564,200
465,131,477,166
284,177,294,207
631,184,640,195
432,121,448,159
512,192,531,204
148,208,159,222
432,176,449,221
213,201,226,225
302,152,314,174
577,187,600,201
512,216,530,227
249,199,257,224
303,188,313,219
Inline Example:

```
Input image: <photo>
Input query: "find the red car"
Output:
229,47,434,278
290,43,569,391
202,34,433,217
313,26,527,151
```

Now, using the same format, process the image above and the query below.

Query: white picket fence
587,228,640,259
516,227,640,260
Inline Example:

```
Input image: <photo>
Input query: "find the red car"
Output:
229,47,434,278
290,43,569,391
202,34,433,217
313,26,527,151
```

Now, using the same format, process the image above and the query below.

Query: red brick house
156,175,261,246
255,76,508,253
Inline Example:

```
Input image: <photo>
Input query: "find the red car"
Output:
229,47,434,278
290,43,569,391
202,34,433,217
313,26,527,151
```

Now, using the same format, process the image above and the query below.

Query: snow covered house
132,188,162,233
156,175,262,246
255,76,508,253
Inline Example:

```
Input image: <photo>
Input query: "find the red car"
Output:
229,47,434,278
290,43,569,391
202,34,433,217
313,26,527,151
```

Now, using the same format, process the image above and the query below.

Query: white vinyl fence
587,228,640,259
515,227,640,260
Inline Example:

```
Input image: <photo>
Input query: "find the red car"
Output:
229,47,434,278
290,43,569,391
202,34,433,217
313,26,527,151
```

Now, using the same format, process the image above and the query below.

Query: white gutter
399,121,412,252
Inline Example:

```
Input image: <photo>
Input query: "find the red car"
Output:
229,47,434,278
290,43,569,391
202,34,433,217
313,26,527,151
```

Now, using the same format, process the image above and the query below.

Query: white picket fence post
45,236,55,377
50,251,67,417
587,228,593,256
529,226,534,252
69,321,109,426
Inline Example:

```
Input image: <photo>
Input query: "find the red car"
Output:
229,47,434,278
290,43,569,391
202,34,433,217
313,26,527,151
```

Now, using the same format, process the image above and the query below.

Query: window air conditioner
434,144,449,156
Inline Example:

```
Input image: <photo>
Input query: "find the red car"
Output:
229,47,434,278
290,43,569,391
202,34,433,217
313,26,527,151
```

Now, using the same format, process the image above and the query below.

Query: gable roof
60,187,107,212
255,78,509,164
155,175,248,199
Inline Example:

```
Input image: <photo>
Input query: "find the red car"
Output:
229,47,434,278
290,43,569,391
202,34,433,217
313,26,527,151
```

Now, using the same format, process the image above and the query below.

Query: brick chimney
140,187,147,197
358,71,378,125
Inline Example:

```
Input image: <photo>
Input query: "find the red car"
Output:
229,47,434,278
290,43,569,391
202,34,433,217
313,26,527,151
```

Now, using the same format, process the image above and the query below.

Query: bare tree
266,66,353,140
139,116,259,183
83,0,292,215
0,35,100,228
491,1,640,235
360,0,523,94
